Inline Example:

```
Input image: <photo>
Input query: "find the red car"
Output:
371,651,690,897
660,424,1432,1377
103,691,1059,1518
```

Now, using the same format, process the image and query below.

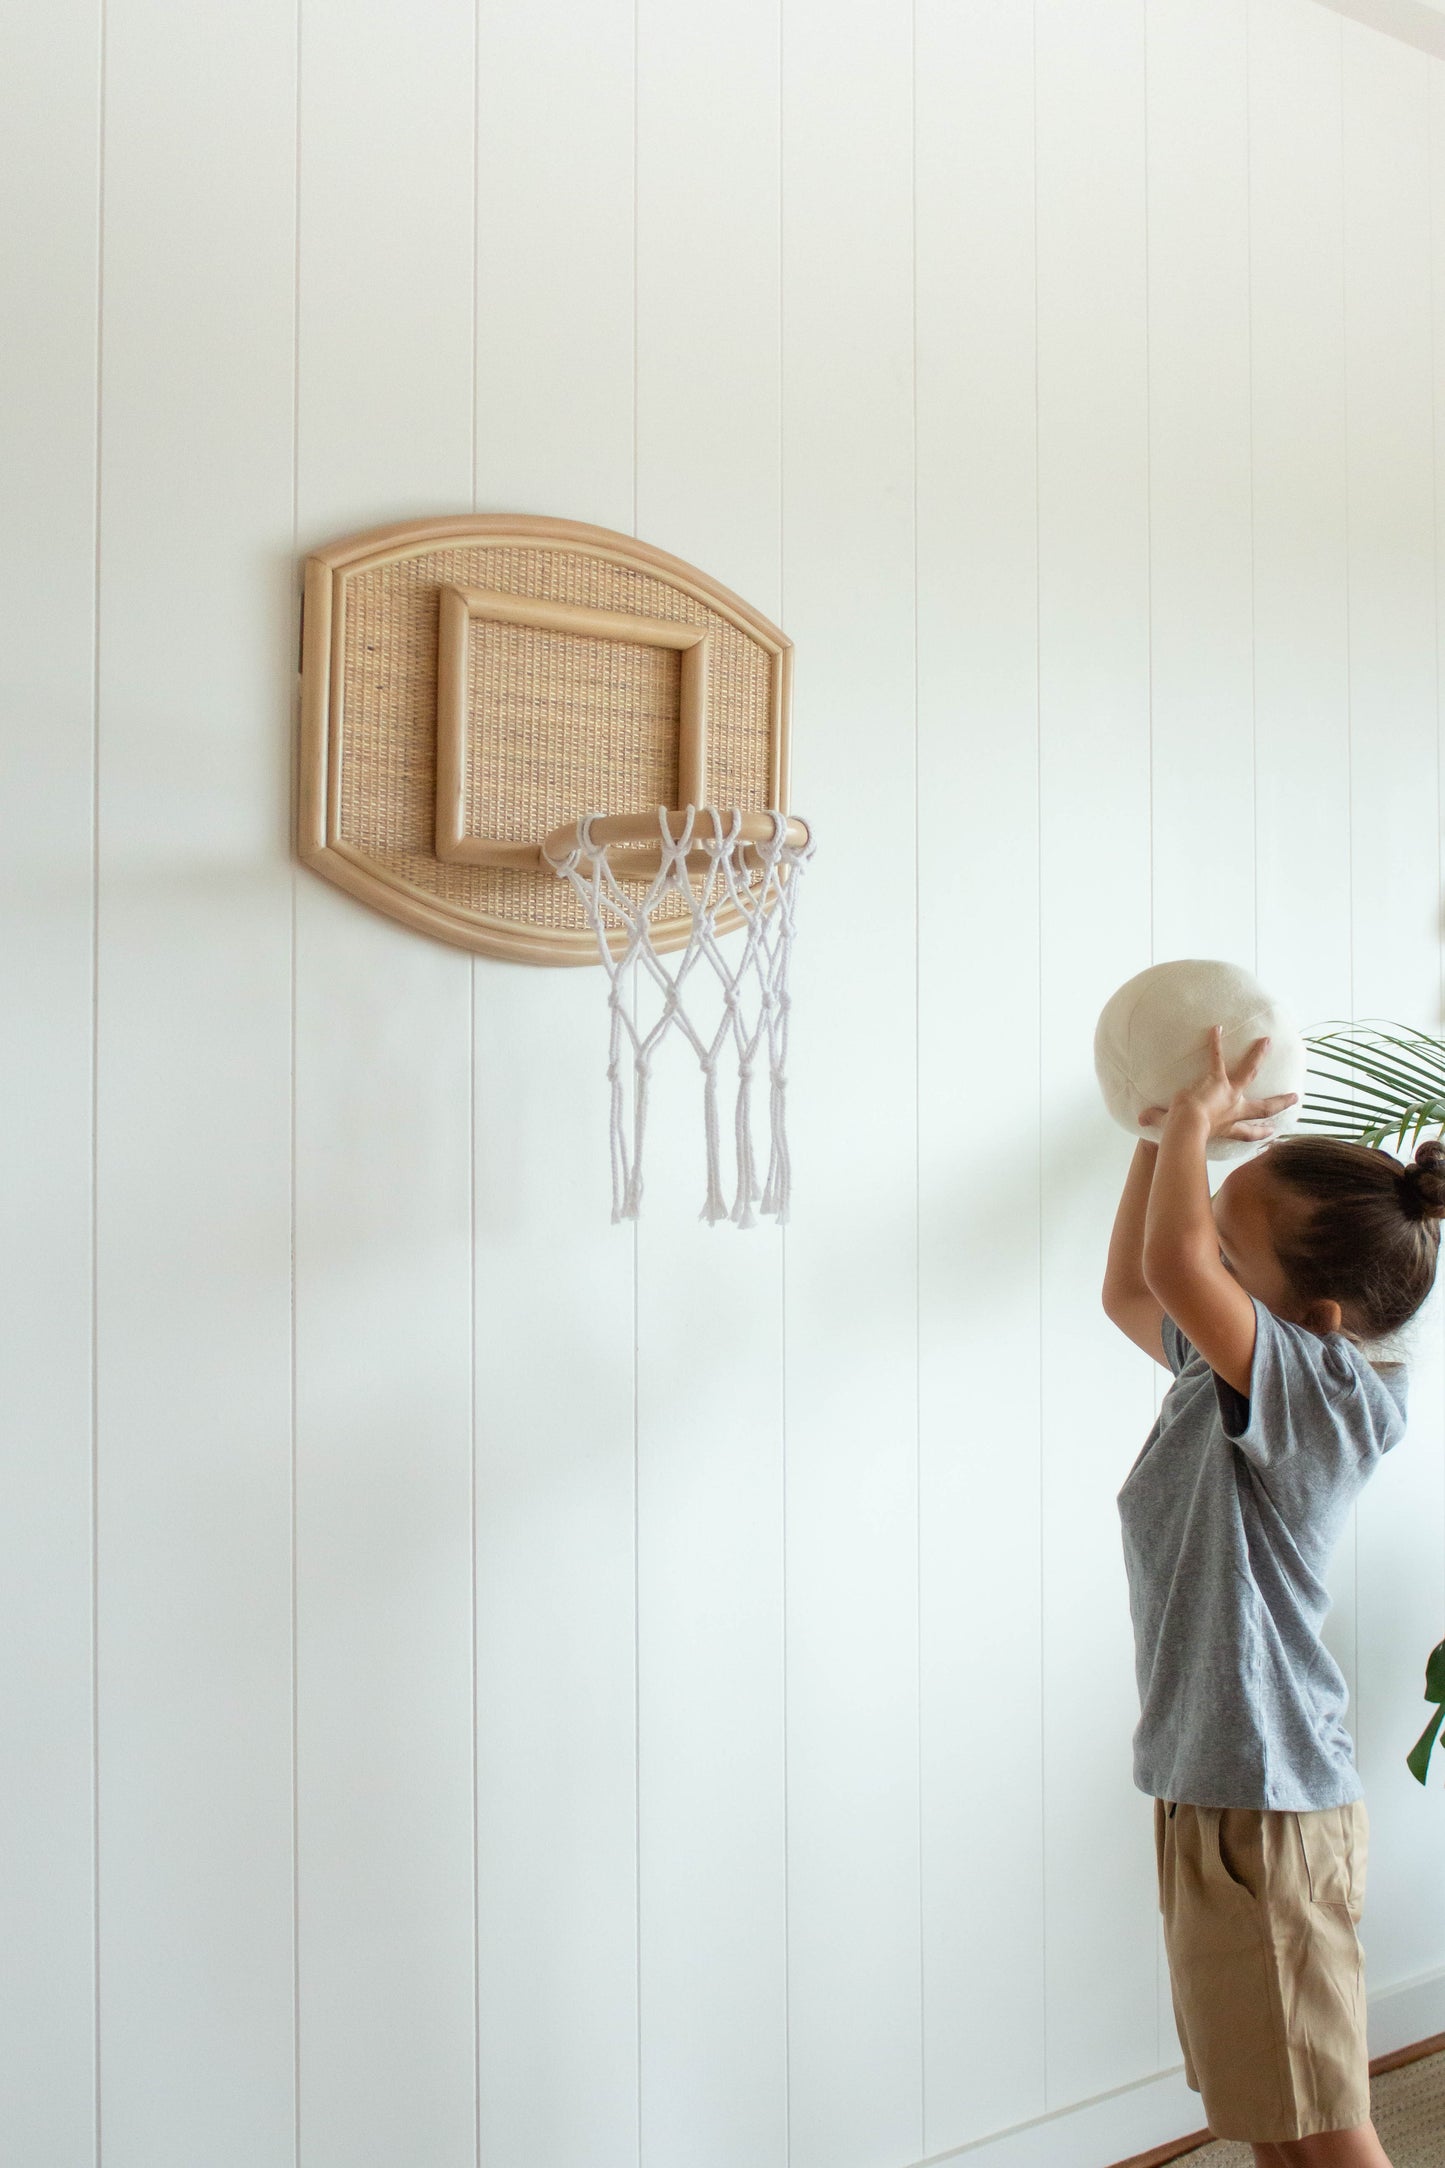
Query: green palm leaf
1301,1022,1445,1153
1311,1044,1438,1104
1409,1641,1445,1786
1309,1024,1445,1093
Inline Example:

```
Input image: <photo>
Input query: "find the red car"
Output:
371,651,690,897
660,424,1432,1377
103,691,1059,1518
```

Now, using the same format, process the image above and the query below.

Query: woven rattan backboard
297,514,794,965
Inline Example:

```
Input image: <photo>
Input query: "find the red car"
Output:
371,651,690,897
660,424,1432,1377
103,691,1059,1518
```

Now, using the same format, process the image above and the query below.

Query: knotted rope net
543,807,814,1225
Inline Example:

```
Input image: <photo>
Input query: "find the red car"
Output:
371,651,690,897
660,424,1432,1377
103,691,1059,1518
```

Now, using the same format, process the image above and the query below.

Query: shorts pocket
1214,1808,1265,1903
1296,1804,1366,1923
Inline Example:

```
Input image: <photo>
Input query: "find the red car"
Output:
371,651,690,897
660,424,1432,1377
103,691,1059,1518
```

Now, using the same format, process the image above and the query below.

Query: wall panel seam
288,6,302,2165
1247,0,1259,978
90,0,108,2154
1031,0,1048,2116
1430,57,1444,1658
911,0,925,2147
1340,14,1361,1712
631,16,642,2159
469,8,482,2161
778,6,791,2156
469,956,480,2168
1143,0,1157,2070
1144,0,1155,982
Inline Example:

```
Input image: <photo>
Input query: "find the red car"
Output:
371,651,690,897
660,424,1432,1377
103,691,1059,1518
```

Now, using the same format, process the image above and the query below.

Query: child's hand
1139,1024,1299,1144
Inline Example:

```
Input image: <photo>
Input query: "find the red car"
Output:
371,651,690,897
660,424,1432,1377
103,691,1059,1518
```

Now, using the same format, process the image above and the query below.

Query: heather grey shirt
1117,1294,1408,1811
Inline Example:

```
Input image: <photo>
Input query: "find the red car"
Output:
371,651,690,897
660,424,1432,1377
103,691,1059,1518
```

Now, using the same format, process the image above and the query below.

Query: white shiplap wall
4,3,1445,2165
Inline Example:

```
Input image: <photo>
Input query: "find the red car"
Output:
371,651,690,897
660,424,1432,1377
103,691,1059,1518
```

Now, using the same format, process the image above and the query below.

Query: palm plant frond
1317,1049,1445,1107
1300,1020,1445,1155
1309,1021,1445,1073
1310,1038,1445,1099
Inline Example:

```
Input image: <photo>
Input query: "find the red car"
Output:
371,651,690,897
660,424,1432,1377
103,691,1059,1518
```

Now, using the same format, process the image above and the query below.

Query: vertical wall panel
471,6,642,2164
914,0,1046,2149
634,3,788,2164
1251,1,1354,1035
1433,65,1445,1980
1437,61,1445,1047
1146,0,1256,970
1341,28,1439,1028
1341,19,1445,1998
1248,0,1361,1756
0,6,99,2160
471,10,635,527
293,2,478,2161
95,2,297,2160
1035,0,1158,2107
1143,0,1256,2066
781,1,920,2162
1048,59,1254,2068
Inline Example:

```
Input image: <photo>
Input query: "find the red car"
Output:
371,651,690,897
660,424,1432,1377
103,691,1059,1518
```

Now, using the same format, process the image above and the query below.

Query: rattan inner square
466,618,680,847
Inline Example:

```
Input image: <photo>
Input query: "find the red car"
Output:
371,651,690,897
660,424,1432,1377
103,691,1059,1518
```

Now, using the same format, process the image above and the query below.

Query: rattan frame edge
302,510,791,653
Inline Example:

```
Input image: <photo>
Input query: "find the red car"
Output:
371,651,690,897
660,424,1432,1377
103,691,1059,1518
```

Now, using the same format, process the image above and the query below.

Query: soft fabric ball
1094,958,1307,1163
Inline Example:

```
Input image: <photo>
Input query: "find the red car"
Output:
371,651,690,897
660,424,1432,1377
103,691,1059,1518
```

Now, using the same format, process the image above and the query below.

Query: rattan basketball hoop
297,514,813,1221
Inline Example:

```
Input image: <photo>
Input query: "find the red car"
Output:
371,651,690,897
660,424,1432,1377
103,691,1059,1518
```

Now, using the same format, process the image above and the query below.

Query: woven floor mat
1172,2049,1445,2163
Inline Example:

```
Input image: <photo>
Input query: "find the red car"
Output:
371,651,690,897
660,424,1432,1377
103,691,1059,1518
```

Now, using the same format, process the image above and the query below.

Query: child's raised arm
1102,1140,1171,1368
1140,1027,1294,1395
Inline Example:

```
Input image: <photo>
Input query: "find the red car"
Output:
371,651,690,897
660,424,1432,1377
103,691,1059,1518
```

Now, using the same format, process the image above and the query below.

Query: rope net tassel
543,808,814,1225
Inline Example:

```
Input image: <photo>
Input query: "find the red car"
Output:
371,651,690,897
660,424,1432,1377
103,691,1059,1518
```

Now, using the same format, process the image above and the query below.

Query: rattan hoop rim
541,805,810,875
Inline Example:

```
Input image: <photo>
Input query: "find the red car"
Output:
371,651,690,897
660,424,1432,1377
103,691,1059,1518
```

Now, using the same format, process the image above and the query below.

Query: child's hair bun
1401,1137,1445,1222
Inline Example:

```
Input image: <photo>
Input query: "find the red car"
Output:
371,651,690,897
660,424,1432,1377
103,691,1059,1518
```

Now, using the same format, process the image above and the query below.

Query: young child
1103,1025,1445,2168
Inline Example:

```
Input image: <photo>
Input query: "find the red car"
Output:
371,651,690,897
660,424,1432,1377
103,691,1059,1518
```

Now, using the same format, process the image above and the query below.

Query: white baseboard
904,1966,1445,2168
1365,1961,1445,2063
909,2065,1201,2168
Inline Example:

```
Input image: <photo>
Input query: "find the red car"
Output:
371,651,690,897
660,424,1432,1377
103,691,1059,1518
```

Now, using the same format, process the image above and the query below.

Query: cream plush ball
1094,959,1307,1163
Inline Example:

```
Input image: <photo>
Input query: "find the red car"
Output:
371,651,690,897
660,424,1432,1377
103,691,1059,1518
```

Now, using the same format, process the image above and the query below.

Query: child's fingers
1138,1106,1168,1127
1228,1033,1271,1085
1242,1091,1298,1116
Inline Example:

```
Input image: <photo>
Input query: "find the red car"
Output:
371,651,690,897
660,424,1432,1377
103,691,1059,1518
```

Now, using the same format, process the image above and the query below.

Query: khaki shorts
1154,1797,1370,2144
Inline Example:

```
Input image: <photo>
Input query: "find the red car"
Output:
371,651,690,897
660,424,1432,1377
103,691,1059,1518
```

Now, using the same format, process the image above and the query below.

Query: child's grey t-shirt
1117,1294,1407,1810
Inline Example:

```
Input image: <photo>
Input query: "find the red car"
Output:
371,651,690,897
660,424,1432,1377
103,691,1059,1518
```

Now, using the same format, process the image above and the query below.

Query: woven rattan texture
337,544,775,935
1162,2047,1445,2165
467,621,680,846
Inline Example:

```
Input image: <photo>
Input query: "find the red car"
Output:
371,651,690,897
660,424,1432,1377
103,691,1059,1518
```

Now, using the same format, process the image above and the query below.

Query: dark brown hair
1263,1134,1445,1341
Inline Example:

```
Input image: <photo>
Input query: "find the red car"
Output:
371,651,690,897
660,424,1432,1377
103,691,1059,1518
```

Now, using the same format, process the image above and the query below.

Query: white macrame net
543,807,814,1226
